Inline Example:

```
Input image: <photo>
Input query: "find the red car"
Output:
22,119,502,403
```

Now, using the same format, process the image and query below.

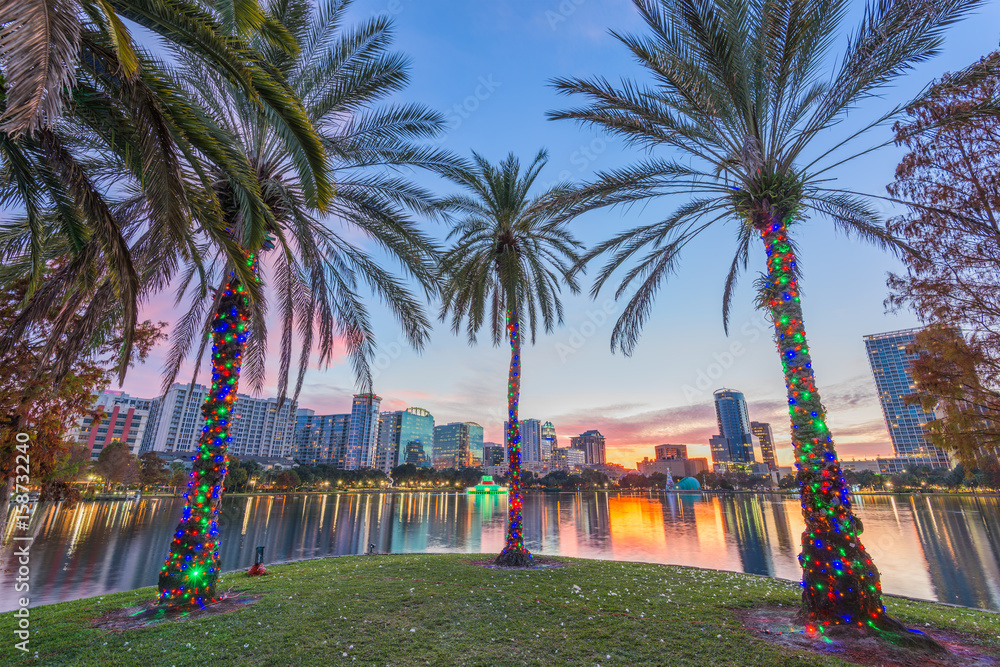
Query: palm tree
437,150,582,567
155,0,454,608
548,0,981,642
0,0,331,381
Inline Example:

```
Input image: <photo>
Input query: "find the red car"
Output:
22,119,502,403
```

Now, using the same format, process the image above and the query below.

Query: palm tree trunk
157,267,251,609
759,217,938,646
496,308,532,567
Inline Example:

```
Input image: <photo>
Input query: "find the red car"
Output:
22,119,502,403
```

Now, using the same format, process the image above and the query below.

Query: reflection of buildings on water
5,492,1000,613
717,496,772,576
763,496,797,556
910,496,1000,610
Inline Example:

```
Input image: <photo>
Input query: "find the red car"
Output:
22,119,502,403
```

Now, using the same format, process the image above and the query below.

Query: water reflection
1,492,998,612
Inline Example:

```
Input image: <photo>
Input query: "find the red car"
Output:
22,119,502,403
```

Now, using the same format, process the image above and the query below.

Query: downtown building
377,407,435,473
294,395,384,470
541,421,557,462
482,441,507,476
570,429,606,466
294,410,350,466
750,422,779,471
550,446,586,472
68,390,158,459
864,329,951,473
433,422,484,469
709,388,769,474
143,383,297,459
636,443,709,478
346,394,382,469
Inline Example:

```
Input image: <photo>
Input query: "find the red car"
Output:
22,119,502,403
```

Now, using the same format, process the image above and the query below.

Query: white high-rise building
69,390,155,459
145,383,296,458
506,418,543,462
346,394,382,469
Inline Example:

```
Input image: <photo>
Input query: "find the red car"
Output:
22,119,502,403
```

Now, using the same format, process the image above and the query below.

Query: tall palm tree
0,0,331,381
548,0,981,641
437,150,582,567
156,0,454,609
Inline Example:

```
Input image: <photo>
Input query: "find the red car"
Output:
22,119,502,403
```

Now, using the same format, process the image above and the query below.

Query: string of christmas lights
497,308,532,566
762,218,889,632
157,253,256,609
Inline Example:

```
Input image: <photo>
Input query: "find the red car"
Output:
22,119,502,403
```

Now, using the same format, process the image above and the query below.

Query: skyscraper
864,329,950,470
144,383,297,458
541,421,557,462
294,409,350,467
378,407,435,472
570,430,606,465
346,394,382,469
518,419,543,462
433,422,484,468
750,422,778,471
711,389,755,464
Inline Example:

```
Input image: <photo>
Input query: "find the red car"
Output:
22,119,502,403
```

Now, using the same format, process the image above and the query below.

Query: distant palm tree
437,149,582,567
155,0,454,608
549,0,981,642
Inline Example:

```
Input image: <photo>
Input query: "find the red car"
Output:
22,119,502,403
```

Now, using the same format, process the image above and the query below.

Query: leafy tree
885,57,1000,468
94,440,140,489
273,469,301,490
437,149,582,567
169,468,188,493
0,276,163,507
139,452,170,490
549,0,980,640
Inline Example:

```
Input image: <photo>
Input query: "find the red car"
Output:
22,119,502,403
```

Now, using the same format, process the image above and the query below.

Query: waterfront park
3,0,1000,665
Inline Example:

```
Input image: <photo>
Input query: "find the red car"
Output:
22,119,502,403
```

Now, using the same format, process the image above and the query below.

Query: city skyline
106,1,998,470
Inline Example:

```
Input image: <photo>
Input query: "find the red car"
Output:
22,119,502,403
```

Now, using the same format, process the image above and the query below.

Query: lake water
2,491,999,612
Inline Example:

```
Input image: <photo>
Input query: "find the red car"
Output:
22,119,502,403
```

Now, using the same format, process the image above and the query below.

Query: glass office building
864,329,950,469
379,407,435,471
712,388,755,464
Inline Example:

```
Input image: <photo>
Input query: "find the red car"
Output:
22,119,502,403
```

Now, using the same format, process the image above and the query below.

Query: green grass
3,555,999,666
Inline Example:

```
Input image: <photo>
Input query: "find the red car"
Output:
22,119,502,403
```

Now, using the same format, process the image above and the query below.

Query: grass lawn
3,554,999,666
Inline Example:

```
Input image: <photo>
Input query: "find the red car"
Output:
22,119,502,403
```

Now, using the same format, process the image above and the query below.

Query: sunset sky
117,0,1000,469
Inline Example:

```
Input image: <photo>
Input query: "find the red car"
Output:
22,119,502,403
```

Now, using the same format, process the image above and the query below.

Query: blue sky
123,0,1000,469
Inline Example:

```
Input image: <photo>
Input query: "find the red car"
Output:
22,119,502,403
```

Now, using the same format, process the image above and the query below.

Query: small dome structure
675,476,701,491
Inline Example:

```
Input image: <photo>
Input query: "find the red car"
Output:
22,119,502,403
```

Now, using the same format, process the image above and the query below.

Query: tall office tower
482,442,507,466
709,434,731,464
140,397,162,452
541,421,558,461
69,390,155,459
147,383,297,458
864,328,950,469
712,388,756,464
294,409,351,466
346,394,382,469
570,429,606,465
507,418,542,462
750,422,778,470
378,407,435,472
229,395,298,459
433,422,484,468
654,444,688,460
147,383,210,453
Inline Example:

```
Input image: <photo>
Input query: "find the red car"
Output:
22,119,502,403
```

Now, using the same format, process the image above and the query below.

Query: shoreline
2,554,998,666
41,488,1000,502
